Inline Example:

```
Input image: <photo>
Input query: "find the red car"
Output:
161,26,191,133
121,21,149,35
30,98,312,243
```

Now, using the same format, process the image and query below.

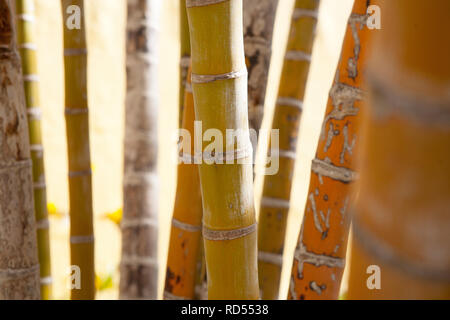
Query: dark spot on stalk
165,267,175,292
323,194,329,201
300,294,305,300
321,229,328,240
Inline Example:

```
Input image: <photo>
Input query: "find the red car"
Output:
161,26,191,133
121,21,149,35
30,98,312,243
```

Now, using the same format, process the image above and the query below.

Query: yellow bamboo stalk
120,0,160,300
15,0,52,299
288,0,375,300
61,0,95,300
347,0,450,300
178,0,190,127
164,66,204,300
0,0,40,299
187,0,259,299
257,0,320,300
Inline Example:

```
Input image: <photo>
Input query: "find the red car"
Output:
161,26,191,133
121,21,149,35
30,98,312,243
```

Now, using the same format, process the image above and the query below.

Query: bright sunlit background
33,0,354,299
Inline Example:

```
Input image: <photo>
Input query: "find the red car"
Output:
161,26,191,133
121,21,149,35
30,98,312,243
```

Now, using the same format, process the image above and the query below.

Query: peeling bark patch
347,14,368,81
309,281,326,295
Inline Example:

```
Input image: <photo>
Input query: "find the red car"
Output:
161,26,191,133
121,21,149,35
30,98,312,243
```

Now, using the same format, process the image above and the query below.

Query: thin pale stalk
347,0,450,299
257,0,320,300
288,0,375,300
61,0,95,300
187,0,259,300
119,0,160,300
0,0,40,300
15,0,52,299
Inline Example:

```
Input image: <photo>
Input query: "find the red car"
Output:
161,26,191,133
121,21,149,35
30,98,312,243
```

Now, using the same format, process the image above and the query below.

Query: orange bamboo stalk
178,0,190,127
164,66,204,300
288,0,375,300
347,0,450,300
257,0,320,300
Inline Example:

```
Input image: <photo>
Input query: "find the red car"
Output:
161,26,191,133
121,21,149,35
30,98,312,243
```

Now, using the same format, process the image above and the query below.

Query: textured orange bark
164,66,204,300
257,0,320,300
289,0,375,300
347,0,450,299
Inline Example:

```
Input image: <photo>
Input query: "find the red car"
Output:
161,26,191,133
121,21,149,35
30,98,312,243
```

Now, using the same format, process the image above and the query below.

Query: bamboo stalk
0,0,40,299
164,66,204,300
193,237,208,299
347,0,450,300
288,0,375,300
187,0,259,299
178,0,190,127
243,0,279,153
61,0,95,300
119,0,160,300
257,0,320,300
15,0,52,299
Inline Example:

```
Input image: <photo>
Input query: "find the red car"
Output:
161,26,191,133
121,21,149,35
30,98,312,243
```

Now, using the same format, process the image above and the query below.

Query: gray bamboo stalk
119,0,160,300
0,0,40,300
244,0,279,150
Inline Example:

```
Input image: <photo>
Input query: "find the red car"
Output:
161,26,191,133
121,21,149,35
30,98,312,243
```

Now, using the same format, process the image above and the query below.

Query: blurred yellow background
33,0,353,299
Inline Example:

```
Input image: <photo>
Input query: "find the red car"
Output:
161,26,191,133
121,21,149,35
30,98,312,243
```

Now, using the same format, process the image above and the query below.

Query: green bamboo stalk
61,0,95,300
187,0,259,299
15,0,52,299
0,0,40,299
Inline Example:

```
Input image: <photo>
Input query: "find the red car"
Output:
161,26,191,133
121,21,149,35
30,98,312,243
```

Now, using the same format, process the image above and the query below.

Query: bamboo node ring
186,0,228,8
70,235,94,244
191,69,247,84
172,218,202,233
258,251,283,266
0,264,40,280
292,8,319,20
261,197,290,209
285,50,311,62
68,169,92,178
65,108,89,116
276,97,304,110
203,223,257,241
163,291,189,300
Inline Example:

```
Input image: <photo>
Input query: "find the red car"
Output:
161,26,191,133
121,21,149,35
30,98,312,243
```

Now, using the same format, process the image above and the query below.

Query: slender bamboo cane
187,0,259,299
243,0,278,152
347,0,450,300
164,66,204,300
15,0,52,299
61,0,95,300
288,0,375,300
178,0,190,127
119,0,160,300
257,0,320,300
0,0,40,299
